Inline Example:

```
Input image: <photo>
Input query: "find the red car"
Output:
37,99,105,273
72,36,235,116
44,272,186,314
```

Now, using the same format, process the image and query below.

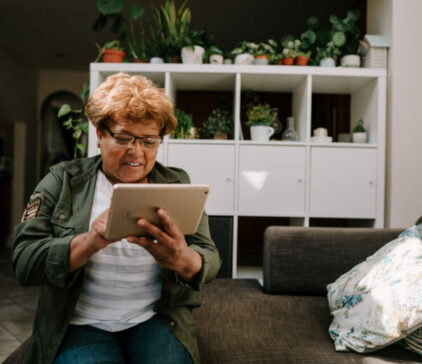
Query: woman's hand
126,208,202,282
69,209,118,272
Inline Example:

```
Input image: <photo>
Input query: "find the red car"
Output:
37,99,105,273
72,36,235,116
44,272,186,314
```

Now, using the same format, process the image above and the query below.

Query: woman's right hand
69,209,117,272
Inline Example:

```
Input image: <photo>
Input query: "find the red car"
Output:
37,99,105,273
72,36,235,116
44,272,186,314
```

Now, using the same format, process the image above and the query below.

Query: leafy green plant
93,0,147,61
353,119,366,133
282,39,301,58
57,82,90,158
316,41,341,61
202,108,234,139
246,104,278,127
330,9,361,56
173,108,194,139
153,0,191,60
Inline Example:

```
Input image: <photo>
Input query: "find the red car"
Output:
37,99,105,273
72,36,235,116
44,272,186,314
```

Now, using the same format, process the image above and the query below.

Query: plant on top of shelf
228,41,257,65
252,39,277,65
92,0,147,62
316,41,341,67
94,40,125,62
202,108,234,139
57,82,90,158
153,0,191,62
173,108,195,139
281,39,300,65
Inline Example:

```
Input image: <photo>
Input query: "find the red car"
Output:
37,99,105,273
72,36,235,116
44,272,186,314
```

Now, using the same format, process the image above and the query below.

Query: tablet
104,184,210,240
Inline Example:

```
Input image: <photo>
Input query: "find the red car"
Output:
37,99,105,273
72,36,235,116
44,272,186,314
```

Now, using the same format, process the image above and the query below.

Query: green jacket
13,155,221,364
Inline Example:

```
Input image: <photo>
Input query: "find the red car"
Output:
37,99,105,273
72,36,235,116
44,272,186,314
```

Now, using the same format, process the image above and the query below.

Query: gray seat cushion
194,279,422,363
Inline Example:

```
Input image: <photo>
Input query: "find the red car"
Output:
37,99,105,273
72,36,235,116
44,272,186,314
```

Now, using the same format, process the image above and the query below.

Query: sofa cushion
327,225,422,353
264,227,403,296
193,279,421,363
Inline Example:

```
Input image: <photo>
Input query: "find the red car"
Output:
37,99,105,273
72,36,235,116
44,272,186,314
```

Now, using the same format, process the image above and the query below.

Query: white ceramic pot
149,57,164,64
352,132,367,143
340,55,361,68
209,54,223,64
250,126,274,141
234,53,254,65
320,57,336,67
181,46,205,64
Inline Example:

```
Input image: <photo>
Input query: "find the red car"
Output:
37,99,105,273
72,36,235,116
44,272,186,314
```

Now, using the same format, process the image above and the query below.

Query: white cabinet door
310,147,377,217
167,143,235,214
238,145,306,215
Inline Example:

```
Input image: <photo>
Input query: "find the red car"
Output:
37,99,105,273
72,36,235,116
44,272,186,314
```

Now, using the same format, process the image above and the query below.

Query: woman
13,72,221,364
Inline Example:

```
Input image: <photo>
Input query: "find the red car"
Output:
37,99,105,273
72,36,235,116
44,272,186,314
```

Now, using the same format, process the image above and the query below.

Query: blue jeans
54,315,192,364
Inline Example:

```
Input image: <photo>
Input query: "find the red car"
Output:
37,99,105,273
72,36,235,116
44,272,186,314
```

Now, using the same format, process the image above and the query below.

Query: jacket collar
62,155,179,185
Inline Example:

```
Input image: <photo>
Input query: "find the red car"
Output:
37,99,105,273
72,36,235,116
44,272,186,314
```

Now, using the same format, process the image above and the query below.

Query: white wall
367,0,422,228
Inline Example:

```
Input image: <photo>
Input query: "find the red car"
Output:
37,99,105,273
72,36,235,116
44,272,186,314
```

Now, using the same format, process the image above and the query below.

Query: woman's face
96,119,161,184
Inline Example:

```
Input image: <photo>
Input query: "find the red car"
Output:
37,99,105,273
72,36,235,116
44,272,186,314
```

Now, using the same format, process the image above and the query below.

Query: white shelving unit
89,63,387,279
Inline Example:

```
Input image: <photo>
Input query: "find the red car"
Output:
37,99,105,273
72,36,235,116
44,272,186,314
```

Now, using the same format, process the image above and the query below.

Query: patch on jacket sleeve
21,193,44,222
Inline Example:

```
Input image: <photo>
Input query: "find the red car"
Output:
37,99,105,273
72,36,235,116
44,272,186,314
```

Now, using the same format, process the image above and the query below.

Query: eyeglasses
102,125,163,150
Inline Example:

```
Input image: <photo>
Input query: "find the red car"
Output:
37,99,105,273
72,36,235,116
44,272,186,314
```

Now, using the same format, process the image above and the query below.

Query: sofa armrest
263,226,403,296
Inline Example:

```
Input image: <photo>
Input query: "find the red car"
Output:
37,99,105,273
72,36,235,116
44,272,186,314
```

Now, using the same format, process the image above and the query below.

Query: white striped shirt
70,170,162,331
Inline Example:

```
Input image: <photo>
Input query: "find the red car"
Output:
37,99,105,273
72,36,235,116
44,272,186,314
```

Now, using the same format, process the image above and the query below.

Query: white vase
340,55,361,68
209,54,223,64
250,126,274,141
320,57,336,67
149,57,164,64
234,53,254,65
352,132,367,143
181,46,205,64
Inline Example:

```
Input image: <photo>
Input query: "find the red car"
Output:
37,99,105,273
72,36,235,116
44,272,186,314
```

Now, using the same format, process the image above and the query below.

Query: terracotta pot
170,55,180,63
102,49,125,63
282,57,294,65
131,59,148,63
295,56,309,66
213,132,228,140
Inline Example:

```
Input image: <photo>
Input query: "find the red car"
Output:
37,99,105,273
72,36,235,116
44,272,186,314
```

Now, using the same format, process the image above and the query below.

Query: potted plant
181,29,207,64
207,45,224,64
173,108,196,139
95,40,125,63
153,0,191,63
57,82,90,158
295,50,311,66
330,9,362,67
252,39,277,65
281,39,300,65
92,0,146,62
229,41,256,65
202,108,234,139
316,41,341,67
246,103,278,141
352,119,367,143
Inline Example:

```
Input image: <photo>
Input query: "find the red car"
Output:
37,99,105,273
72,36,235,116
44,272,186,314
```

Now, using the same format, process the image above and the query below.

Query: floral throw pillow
327,224,422,353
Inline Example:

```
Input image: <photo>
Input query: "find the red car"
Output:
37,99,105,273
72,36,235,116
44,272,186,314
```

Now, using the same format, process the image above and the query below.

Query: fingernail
138,219,145,226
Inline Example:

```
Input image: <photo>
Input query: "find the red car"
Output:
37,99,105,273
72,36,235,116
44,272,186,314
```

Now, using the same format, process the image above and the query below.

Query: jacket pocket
50,200,76,236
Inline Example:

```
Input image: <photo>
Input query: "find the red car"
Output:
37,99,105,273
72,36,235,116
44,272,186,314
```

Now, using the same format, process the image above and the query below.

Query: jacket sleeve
174,170,222,290
12,167,81,289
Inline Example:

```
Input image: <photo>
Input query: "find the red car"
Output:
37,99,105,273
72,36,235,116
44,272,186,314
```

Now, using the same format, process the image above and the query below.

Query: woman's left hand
126,208,202,282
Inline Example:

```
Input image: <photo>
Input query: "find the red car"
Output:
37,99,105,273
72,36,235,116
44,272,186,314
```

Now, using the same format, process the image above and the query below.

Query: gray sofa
192,226,422,363
6,225,422,363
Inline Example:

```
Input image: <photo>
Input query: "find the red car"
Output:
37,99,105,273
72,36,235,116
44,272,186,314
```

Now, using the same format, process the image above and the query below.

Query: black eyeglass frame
101,124,163,148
